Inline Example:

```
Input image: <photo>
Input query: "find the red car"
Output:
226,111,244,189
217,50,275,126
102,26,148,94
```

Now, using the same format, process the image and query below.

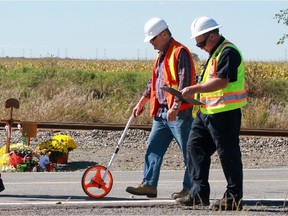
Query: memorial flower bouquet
10,143,33,157
0,143,38,171
36,134,78,163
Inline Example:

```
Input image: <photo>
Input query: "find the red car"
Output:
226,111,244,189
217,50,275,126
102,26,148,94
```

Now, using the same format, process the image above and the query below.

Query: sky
0,0,287,61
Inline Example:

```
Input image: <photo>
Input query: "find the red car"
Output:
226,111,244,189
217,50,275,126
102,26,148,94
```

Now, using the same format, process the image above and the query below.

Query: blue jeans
142,107,192,189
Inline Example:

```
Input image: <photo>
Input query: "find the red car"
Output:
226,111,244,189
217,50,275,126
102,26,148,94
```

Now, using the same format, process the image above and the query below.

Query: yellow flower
0,153,10,166
0,145,8,155
0,144,16,155
37,134,78,154
52,135,78,151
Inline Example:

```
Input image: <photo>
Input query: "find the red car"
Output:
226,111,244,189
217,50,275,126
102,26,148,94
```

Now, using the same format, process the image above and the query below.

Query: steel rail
0,122,287,137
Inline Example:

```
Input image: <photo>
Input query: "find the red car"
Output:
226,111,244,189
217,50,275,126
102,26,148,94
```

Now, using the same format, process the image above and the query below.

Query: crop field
0,58,287,129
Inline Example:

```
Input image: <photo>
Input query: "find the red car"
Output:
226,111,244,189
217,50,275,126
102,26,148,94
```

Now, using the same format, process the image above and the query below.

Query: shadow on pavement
56,161,98,171
242,200,287,214
243,199,287,207
0,194,149,202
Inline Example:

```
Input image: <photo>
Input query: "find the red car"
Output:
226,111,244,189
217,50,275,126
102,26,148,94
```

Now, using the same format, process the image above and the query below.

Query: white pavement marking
0,199,176,206
0,198,286,207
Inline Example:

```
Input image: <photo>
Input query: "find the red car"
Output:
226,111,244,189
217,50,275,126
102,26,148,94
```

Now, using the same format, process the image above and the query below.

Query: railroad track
1,122,287,137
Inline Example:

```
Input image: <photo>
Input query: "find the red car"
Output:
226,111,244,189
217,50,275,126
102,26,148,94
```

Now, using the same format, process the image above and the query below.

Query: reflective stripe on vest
169,45,177,84
201,89,247,106
199,40,247,114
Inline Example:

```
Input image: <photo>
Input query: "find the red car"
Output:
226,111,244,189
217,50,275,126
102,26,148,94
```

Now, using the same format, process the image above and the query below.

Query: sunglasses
196,33,210,48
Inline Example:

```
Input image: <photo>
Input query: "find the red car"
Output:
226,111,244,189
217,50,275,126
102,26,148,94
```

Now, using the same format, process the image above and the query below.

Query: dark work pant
187,108,243,202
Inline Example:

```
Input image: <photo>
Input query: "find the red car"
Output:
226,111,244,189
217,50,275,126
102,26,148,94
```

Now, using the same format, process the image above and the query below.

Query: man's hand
133,96,149,117
133,105,145,117
181,86,196,101
166,102,181,122
167,108,179,122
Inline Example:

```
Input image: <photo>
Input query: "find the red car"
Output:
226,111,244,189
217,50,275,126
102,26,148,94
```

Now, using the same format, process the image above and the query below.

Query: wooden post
21,122,37,146
5,98,19,153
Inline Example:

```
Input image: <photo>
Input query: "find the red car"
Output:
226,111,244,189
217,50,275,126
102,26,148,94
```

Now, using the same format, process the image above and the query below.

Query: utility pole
137,49,140,60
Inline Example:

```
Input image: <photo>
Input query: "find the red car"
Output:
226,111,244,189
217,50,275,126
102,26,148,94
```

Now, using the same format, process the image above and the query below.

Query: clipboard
160,86,204,105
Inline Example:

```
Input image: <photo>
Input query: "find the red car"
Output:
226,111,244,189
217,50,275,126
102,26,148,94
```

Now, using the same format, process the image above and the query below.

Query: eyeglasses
196,33,210,48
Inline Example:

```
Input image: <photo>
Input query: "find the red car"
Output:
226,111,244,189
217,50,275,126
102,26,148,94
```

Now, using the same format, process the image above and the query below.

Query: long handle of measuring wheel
115,114,135,151
104,114,135,175
114,106,145,151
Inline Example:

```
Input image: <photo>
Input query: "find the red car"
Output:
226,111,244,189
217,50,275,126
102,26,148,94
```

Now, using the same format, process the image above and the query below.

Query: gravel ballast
2,128,287,171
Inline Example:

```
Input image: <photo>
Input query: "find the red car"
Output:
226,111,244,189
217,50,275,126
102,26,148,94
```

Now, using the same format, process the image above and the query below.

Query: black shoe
0,177,5,192
176,194,210,206
210,197,243,211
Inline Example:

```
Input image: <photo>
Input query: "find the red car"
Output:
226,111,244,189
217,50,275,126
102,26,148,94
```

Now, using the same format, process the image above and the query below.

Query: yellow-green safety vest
192,40,247,117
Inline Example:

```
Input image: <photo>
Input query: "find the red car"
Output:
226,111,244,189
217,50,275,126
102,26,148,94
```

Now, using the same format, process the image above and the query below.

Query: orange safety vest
150,40,195,117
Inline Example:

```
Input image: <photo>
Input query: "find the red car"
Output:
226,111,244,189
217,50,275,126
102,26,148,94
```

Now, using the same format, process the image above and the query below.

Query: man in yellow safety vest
176,16,247,211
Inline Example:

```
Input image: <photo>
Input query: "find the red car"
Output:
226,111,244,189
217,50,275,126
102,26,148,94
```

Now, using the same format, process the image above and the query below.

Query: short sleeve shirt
207,36,241,82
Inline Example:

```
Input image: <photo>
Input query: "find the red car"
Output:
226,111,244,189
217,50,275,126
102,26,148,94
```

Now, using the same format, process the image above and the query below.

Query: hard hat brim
191,25,222,39
144,35,154,43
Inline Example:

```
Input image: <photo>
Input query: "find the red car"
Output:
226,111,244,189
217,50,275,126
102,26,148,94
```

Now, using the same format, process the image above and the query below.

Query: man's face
150,31,166,51
195,33,211,53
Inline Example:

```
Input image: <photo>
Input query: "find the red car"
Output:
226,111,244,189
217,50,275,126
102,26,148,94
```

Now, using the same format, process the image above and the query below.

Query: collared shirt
143,38,192,113
201,36,241,82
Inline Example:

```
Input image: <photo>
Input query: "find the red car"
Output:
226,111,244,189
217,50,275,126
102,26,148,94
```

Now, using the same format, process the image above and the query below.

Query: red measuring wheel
81,114,136,198
81,165,113,199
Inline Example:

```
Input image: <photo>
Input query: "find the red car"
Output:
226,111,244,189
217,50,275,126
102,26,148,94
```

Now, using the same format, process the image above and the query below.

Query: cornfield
0,58,153,73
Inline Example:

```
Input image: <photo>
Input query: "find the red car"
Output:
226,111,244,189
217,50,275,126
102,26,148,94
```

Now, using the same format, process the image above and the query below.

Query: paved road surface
0,168,287,202
0,168,287,215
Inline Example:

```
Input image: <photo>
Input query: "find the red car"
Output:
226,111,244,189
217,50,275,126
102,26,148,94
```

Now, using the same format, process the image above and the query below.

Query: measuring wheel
81,114,136,198
81,165,113,199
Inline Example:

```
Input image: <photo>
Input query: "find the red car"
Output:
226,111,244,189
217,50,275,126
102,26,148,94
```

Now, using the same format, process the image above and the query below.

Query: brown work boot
210,197,243,211
176,194,210,206
171,188,189,199
126,184,157,198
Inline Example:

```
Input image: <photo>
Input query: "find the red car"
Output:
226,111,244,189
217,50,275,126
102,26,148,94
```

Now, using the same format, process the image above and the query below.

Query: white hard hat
190,16,222,39
144,17,168,42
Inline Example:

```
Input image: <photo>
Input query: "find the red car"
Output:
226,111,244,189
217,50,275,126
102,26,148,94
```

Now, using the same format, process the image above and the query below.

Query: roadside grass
0,58,287,129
